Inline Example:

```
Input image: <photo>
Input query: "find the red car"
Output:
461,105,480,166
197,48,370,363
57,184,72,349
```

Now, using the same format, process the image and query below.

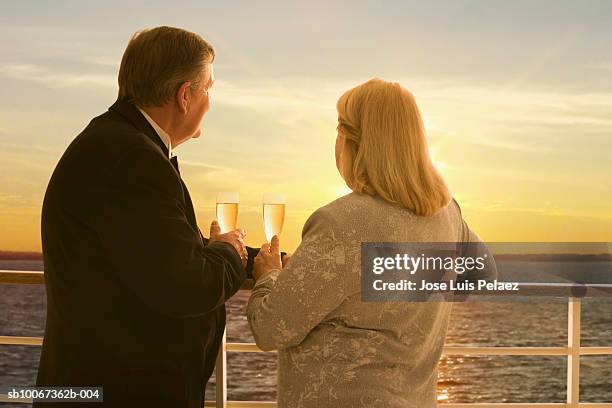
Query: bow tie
170,155,180,174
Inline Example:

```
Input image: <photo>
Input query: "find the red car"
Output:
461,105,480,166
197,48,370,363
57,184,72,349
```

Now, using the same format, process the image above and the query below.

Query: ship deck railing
1,270,612,408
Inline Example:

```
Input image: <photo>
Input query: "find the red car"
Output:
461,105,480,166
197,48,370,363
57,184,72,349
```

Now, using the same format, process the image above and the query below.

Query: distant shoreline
0,250,609,262
491,253,611,262
0,251,43,260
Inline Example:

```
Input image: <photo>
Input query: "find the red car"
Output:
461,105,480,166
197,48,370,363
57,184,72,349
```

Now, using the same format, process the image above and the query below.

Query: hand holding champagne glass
263,193,286,242
254,235,282,281
212,192,247,267
257,193,285,280
216,192,239,233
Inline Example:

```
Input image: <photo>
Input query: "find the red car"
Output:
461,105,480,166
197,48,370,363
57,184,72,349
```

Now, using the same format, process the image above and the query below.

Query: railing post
215,328,227,408
567,297,581,408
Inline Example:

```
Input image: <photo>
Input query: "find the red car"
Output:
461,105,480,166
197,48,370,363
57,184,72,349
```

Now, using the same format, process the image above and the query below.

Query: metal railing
1,270,611,408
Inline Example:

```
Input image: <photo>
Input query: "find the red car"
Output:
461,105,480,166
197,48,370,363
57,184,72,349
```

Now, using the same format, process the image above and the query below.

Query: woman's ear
176,81,192,114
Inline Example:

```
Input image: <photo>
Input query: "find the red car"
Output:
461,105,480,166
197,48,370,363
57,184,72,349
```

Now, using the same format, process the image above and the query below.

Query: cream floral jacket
247,192,489,408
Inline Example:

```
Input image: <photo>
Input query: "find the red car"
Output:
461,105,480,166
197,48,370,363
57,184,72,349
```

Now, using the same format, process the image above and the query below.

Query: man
35,26,252,407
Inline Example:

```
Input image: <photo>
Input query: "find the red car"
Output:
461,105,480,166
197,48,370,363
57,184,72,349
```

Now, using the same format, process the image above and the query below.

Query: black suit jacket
35,99,251,408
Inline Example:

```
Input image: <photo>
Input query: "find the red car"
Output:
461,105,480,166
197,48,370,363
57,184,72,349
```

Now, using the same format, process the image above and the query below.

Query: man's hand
253,235,282,281
209,220,248,268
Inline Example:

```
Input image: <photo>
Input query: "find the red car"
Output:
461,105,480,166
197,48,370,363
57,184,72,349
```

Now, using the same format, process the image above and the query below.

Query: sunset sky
1,1,611,252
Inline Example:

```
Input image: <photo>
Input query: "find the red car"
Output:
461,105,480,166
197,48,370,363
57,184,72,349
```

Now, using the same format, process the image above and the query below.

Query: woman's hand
254,235,282,281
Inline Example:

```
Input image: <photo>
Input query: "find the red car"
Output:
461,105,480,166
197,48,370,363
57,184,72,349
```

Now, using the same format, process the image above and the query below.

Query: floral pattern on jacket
247,192,489,408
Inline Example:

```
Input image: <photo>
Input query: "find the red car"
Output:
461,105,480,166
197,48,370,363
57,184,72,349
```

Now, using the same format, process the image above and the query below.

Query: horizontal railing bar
0,270,255,290
440,404,567,408
226,343,573,355
227,342,262,353
3,270,612,295
0,270,44,284
205,402,276,407
1,396,611,407
498,282,612,298
0,336,42,346
443,405,612,408
443,346,570,356
579,347,612,355
0,395,31,403
0,396,278,406
227,343,612,356
2,337,611,357
578,404,612,408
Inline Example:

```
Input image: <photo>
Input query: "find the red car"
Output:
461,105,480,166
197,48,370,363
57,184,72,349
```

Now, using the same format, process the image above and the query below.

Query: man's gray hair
118,26,215,107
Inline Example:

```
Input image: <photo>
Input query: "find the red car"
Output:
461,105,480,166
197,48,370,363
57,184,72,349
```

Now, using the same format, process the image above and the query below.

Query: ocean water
0,260,611,406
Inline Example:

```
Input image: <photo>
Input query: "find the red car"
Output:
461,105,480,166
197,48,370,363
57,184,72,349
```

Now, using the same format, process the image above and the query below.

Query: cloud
407,82,612,154
78,56,120,68
0,63,115,89
0,142,62,154
0,194,40,212
586,62,612,71
179,159,228,174
475,203,612,220
212,79,336,113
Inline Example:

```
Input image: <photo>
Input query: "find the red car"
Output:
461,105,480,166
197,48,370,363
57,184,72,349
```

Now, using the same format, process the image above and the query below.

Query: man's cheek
204,94,211,113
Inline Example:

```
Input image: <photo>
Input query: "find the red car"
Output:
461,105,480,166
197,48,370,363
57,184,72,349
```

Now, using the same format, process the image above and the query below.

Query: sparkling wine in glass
216,192,239,233
263,193,286,242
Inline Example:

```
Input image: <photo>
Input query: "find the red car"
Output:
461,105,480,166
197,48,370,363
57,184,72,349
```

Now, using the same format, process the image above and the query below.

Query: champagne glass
263,193,286,242
216,192,239,233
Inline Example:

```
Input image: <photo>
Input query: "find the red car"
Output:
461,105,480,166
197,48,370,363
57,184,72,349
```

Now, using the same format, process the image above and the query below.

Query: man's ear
176,81,191,114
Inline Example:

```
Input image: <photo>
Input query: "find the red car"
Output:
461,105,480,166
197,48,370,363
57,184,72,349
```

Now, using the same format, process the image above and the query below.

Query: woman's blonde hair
336,78,451,216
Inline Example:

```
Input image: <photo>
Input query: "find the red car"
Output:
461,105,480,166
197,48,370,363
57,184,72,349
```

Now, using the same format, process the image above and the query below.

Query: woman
247,78,490,407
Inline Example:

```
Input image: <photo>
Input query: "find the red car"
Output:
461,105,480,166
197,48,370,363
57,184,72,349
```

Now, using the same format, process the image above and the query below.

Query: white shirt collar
137,107,173,159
